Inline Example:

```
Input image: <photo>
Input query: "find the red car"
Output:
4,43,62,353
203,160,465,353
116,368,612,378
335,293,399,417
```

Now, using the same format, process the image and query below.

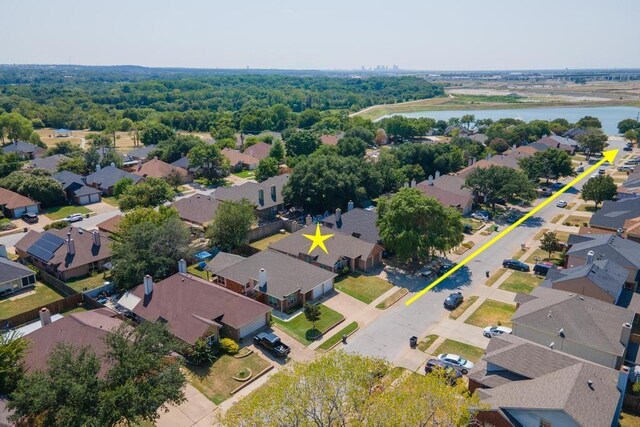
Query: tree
117,206,180,235
118,177,175,211
0,171,65,208
377,188,464,262
374,128,388,145
0,331,28,394
140,122,175,146
254,157,279,182
460,114,475,130
99,149,124,168
577,128,608,158
206,199,256,251
9,322,186,427
0,153,23,177
56,157,87,175
284,130,320,157
268,139,286,163
46,141,83,157
337,136,367,157
581,175,617,209
618,118,640,134
113,177,134,198
344,126,375,145
166,169,183,190
576,115,602,129
540,231,560,259
464,165,537,211
187,142,230,181
111,216,190,290
489,138,510,153
624,129,638,144
303,303,321,331
518,148,574,182
0,112,34,142
90,134,113,149
84,146,101,172
217,137,237,150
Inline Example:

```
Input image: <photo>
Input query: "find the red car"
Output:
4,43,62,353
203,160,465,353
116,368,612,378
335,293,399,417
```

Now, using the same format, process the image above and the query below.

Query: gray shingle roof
172,193,220,226
52,170,85,190
85,166,143,191
2,141,41,156
621,172,640,192
566,234,640,270
127,145,156,160
0,257,35,284
590,197,640,230
541,259,627,301
28,154,70,172
213,174,289,211
321,208,381,245
205,252,245,275
216,250,336,299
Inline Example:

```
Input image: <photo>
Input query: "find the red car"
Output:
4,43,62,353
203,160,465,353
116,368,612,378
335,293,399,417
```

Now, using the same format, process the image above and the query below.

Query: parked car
576,165,584,172
64,213,84,223
540,188,553,197
598,168,606,175
471,211,490,221
556,200,567,208
483,325,513,338
425,359,462,384
502,259,530,272
21,212,38,224
619,165,634,172
624,146,633,152
533,262,554,276
253,332,291,358
444,292,463,309
437,353,475,375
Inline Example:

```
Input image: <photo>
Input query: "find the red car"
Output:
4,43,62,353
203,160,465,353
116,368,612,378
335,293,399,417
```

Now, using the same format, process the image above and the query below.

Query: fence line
0,293,84,328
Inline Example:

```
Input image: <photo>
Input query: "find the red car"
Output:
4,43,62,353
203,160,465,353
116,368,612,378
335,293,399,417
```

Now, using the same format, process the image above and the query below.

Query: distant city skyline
2,0,639,71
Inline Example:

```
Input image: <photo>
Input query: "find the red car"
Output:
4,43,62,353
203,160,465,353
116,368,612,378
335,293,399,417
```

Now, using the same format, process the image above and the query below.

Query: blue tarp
195,251,213,260
55,128,71,133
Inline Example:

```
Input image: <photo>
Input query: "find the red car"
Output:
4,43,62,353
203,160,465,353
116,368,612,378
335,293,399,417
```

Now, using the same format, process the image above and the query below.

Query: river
380,105,640,135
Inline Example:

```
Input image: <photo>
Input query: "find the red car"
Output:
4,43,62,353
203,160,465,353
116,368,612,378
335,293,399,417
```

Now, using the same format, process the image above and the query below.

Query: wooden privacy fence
624,393,640,415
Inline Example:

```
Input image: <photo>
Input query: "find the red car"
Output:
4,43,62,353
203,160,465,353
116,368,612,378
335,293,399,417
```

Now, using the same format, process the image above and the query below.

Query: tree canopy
254,157,279,182
187,142,230,181
577,128,608,157
581,175,617,209
284,130,320,157
206,199,256,251
118,177,175,211
0,170,65,208
518,148,574,182
464,165,537,210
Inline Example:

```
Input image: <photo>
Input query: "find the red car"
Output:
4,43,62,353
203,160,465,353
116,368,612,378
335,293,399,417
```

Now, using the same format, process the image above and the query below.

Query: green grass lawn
335,273,393,304
485,268,507,287
187,264,210,281
464,299,517,328
499,271,543,294
449,295,478,320
65,273,109,293
249,231,290,251
186,353,271,404
533,229,571,243
0,282,65,319
433,339,485,363
101,196,120,207
273,304,345,345
462,218,483,231
318,321,359,351
576,203,598,212
375,288,408,309
233,170,255,179
417,334,439,352
524,248,563,264
44,205,92,220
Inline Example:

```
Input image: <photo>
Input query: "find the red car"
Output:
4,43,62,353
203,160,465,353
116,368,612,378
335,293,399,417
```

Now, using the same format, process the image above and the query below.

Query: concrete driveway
156,383,217,427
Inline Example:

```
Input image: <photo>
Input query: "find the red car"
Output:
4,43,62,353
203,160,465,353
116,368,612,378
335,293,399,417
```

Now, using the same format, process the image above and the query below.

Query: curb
318,325,360,352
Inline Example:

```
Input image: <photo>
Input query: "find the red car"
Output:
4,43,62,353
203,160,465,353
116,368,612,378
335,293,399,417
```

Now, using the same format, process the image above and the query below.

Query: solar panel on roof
27,233,65,262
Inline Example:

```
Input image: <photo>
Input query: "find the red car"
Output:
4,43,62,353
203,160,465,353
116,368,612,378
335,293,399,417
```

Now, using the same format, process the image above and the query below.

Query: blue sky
2,0,639,70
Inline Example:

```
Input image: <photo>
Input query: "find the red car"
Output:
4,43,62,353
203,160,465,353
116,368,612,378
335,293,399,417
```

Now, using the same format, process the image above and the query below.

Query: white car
483,325,513,338
64,213,84,223
556,200,567,208
437,353,474,374
471,211,490,221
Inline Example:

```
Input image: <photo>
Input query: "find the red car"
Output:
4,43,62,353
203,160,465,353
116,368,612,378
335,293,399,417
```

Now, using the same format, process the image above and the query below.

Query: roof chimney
110,162,115,168
428,175,434,186
143,275,153,296
258,188,264,206
96,164,101,172
92,230,101,247
67,232,75,255
586,250,595,264
258,268,267,288
410,178,416,188
178,259,187,274
39,307,52,327
305,215,312,226
617,228,624,237
435,171,441,180
0,244,7,259
335,208,342,223
347,200,354,212
271,184,276,201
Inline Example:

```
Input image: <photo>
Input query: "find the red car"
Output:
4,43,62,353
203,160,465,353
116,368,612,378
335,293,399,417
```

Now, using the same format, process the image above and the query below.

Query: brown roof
96,215,123,234
243,142,272,160
172,193,220,226
416,175,473,210
221,148,259,166
133,158,189,179
320,134,341,146
456,154,522,178
127,273,271,344
0,187,40,210
577,226,614,236
507,145,539,156
24,308,123,373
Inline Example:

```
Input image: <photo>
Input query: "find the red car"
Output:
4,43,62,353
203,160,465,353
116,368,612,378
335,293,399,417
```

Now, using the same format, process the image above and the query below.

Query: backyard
185,352,271,404
249,231,291,251
335,273,393,304
187,264,210,281
273,304,344,345
233,170,255,179
464,299,517,328
44,205,92,221
499,271,543,294
433,339,485,363
0,282,64,319
65,273,109,292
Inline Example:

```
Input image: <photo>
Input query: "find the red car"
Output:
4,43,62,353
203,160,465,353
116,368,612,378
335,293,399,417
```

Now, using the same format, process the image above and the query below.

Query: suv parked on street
444,292,463,309
64,213,84,223
253,332,291,358
502,259,530,272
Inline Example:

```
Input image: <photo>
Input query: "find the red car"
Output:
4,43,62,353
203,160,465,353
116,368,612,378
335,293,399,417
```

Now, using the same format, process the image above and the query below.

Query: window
539,420,551,427
267,295,280,308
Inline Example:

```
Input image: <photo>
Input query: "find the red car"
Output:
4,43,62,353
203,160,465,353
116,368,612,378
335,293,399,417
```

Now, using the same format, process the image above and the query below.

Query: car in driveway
624,145,633,152
483,325,513,338
21,212,38,224
471,211,490,221
444,292,463,309
502,259,530,272
437,353,474,375
425,359,462,384
556,200,567,208
64,213,84,223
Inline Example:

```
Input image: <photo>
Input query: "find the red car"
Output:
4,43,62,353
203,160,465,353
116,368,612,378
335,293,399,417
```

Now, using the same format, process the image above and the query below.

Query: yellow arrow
405,149,618,306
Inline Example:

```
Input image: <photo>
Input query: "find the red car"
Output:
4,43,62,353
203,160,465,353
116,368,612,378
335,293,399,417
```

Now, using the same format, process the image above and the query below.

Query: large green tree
377,188,464,262
0,170,65,208
118,177,175,211
187,142,230,181
464,165,537,210
140,122,175,146
206,199,256,251
268,139,286,163
518,148,574,182
0,331,28,394
0,112,34,143
254,157,279,182
581,175,617,209
577,128,607,158
337,136,367,157
284,130,320,157
576,115,602,129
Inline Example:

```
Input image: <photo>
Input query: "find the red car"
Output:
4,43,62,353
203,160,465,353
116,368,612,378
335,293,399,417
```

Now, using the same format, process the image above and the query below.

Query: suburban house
589,197,640,232
221,148,259,171
127,145,156,161
26,154,70,172
269,225,383,273
15,227,112,280
320,134,343,146
469,333,627,427
116,267,272,343
96,147,137,167
205,252,246,275
0,250,37,297
212,250,337,312
564,127,587,140
619,172,640,198
541,256,628,304
132,158,192,183
171,156,199,174
85,165,143,196
214,174,289,219
416,173,474,215
243,142,272,160
456,151,527,179
52,170,102,205
1,141,45,159
96,214,122,235
468,133,488,144
0,187,40,218
566,234,640,286
533,135,578,154
321,207,381,245
171,193,220,227
512,287,635,369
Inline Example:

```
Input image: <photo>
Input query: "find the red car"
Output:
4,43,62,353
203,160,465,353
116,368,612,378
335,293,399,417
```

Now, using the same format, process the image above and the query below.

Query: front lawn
249,231,290,251
375,288,408,309
576,203,598,212
524,248,563,265
563,215,591,227
0,282,65,319
273,304,344,345
101,196,120,207
499,271,543,294
485,269,507,287
233,170,255,179
335,273,393,304
318,321,359,351
186,353,271,404
433,339,485,363
66,273,109,292
449,295,478,320
44,205,92,220
550,214,563,224
417,334,439,352
464,299,517,328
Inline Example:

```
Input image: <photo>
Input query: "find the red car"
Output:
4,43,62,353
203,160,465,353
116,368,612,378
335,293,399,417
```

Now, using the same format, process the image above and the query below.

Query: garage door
238,315,267,338
89,194,101,203
78,196,90,205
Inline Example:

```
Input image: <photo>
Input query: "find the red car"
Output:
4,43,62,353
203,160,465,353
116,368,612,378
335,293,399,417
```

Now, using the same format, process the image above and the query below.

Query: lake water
382,105,640,135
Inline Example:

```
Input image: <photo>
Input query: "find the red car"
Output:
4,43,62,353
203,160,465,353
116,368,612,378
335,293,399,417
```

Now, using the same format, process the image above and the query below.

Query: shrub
632,381,640,396
44,220,69,230
187,338,219,365
218,338,239,355
338,266,350,277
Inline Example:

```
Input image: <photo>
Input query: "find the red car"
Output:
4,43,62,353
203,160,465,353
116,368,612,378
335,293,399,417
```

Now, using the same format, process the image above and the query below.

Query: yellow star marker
303,223,334,254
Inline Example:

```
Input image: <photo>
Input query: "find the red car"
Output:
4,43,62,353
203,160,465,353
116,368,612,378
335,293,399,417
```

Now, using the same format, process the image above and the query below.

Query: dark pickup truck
253,332,291,358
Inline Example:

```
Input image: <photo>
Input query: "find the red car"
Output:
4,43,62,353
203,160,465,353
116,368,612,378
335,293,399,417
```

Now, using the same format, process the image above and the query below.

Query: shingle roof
28,154,70,172
320,134,342,146
321,208,381,244
566,233,640,270
512,287,634,356
96,215,122,234
171,193,220,226
0,257,35,284
126,273,272,344
133,158,189,179
127,145,156,160
205,252,245,275
621,172,640,192
216,250,336,299
85,166,143,191
416,175,473,211
243,142,272,160
0,187,40,210
171,156,193,172
52,170,85,190
590,197,640,231
2,141,42,156
221,148,259,166
536,136,576,152
213,174,289,211
541,259,627,300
